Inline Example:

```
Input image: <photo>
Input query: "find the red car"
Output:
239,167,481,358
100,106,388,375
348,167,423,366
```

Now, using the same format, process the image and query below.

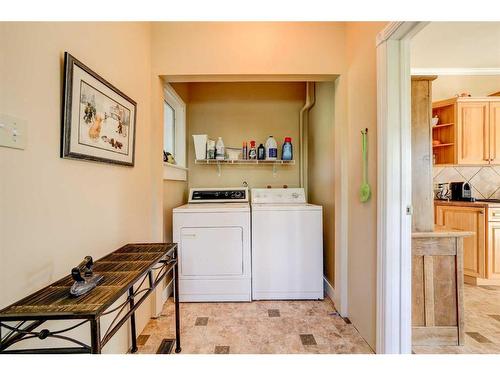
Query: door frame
375,21,428,354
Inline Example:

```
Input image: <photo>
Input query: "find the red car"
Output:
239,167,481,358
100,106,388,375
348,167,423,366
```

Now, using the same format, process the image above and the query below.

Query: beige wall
163,180,188,241
432,75,500,101
184,82,304,189
0,22,156,353
308,82,336,285
345,22,386,349
152,22,346,77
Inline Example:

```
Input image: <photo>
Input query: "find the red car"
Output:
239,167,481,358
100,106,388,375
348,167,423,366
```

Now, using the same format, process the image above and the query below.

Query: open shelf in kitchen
432,98,457,165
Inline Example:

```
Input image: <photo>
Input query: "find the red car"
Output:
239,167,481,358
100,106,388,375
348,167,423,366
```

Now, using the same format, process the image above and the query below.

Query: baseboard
323,276,337,307
465,274,500,286
163,279,173,301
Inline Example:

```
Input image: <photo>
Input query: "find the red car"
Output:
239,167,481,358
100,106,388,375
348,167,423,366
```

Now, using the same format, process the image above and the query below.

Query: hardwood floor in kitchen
136,298,373,354
413,284,500,354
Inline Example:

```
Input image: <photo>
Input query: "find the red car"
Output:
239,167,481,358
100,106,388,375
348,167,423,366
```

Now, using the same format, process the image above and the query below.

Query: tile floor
136,298,373,354
413,284,500,354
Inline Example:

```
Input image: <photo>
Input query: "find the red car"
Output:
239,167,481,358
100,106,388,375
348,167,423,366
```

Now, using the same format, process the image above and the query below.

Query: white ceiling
411,22,500,69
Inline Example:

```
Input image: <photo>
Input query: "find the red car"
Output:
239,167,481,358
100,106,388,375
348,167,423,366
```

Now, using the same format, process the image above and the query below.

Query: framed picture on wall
61,52,137,166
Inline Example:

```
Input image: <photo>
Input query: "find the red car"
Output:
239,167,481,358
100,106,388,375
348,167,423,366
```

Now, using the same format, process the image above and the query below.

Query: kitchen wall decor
61,52,137,166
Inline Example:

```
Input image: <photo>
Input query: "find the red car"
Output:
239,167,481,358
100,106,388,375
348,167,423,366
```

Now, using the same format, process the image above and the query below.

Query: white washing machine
251,188,323,300
173,187,251,302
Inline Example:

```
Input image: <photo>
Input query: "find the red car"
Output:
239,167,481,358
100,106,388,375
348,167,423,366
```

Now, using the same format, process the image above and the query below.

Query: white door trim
375,21,427,354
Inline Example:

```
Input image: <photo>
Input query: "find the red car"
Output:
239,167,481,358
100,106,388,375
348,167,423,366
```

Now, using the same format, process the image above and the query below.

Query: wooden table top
0,243,176,320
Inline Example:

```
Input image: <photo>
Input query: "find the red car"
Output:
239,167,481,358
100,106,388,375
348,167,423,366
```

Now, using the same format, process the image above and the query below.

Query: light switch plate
0,113,27,150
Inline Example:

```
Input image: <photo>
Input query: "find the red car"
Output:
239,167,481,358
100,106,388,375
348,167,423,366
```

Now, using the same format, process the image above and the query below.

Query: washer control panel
251,188,306,204
189,187,248,203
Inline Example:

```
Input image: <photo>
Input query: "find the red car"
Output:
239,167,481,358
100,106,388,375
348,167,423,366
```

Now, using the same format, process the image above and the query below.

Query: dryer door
180,226,243,276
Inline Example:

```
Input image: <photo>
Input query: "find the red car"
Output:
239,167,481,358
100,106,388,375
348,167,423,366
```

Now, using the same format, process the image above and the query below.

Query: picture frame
61,52,137,166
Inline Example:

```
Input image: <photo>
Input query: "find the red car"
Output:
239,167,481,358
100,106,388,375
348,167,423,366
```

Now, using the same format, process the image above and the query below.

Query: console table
0,243,181,354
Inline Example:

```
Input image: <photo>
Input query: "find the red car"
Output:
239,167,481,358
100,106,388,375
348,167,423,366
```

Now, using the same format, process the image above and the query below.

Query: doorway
377,21,500,354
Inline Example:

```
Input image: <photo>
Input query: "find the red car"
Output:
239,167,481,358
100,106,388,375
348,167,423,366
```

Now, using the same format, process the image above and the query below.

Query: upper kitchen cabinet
432,97,500,165
457,100,490,165
490,101,500,164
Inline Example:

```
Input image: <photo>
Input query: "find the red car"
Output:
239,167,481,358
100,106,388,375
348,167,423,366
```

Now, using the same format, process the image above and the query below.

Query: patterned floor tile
214,345,230,354
268,309,280,317
299,334,317,346
195,317,209,326
136,298,372,354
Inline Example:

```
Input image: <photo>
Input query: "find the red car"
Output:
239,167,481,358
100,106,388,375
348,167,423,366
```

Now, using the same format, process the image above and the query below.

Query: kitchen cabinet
488,222,500,280
432,97,500,165
490,101,500,164
435,201,500,285
435,204,485,279
457,101,489,165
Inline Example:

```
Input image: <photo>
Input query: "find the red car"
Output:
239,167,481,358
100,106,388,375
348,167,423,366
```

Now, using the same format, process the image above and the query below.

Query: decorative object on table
359,128,371,203
431,115,439,127
281,137,293,161
61,52,137,166
192,134,208,160
456,92,471,98
69,256,104,297
215,137,225,160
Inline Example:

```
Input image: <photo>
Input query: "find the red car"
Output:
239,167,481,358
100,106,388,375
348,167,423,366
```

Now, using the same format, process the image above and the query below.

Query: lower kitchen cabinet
435,202,500,285
435,204,486,280
488,221,500,280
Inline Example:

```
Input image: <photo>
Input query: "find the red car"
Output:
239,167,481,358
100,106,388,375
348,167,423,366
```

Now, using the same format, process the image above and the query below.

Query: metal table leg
174,257,181,353
128,286,138,353
90,319,101,354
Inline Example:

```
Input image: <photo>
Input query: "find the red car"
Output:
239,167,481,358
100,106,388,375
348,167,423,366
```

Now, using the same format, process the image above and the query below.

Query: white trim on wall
411,67,500,76
163,83,187,169
163,163,188,181
323,276,336,307
376,21,426,354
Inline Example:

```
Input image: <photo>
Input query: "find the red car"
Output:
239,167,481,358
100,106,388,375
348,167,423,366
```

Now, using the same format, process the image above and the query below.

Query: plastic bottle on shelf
257,143,265,160
281,137,293,161
215,137,225,160
242,141,248,160
265,136,278,160
248,140,257,160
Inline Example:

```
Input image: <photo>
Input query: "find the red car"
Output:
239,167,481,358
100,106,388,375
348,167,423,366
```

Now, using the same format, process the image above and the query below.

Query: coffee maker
449,182,474,201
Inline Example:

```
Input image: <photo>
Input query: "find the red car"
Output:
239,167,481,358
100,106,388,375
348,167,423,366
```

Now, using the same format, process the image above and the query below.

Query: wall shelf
195,159,295,176
195,159,295,165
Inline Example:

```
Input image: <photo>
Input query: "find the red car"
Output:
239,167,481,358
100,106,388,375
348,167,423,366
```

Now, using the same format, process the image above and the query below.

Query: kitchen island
412,227,472,346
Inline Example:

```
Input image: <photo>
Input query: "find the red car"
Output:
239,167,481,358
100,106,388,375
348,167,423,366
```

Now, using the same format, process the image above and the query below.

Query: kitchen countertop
434,200,500,208
412,225,474,238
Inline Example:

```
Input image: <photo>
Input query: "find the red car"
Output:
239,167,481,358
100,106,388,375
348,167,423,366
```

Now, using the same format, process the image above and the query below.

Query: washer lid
251,203,322,211
173,203,250,213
